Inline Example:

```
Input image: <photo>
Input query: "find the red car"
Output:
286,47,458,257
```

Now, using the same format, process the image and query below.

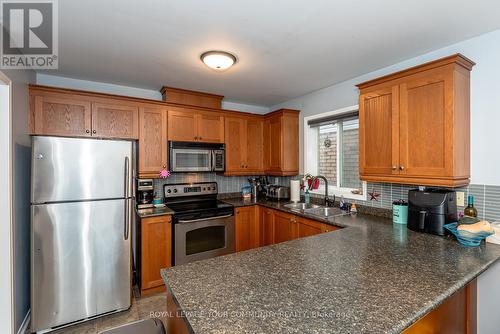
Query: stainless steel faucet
314,175,335,207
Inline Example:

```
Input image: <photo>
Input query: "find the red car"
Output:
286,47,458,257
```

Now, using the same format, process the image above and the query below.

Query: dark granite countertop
161,198,500,334
136,206,174,218
222,197,350,228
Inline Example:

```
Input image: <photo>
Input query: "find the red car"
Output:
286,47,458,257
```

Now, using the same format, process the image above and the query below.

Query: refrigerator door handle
124,199,130,240
124,156,130,240
124,156,130,198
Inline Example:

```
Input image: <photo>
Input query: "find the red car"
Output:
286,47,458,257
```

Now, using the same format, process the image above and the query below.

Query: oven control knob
212,186,216,190
173,189,178,193
167,189,171,194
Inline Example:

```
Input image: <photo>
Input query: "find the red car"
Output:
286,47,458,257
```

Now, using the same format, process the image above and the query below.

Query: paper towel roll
290,180,300,202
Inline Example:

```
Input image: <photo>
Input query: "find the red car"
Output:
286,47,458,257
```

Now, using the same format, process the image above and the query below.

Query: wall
0,74,13,334
36,73,270,114
272,28,500,186
1,68,35,334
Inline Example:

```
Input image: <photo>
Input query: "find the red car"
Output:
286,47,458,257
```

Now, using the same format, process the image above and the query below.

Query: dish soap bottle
304,189,310,204
464,195,478,218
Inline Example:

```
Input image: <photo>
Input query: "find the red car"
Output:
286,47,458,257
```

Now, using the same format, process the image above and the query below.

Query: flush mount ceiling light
200,51,237,71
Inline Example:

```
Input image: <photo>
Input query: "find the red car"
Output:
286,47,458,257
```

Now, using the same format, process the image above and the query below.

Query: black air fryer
407,188,457,236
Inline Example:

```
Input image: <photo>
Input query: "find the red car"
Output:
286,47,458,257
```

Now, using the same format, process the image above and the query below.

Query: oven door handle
178,214,233,224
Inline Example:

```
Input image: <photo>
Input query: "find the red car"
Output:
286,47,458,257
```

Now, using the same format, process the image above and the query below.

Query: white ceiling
41,0,500,106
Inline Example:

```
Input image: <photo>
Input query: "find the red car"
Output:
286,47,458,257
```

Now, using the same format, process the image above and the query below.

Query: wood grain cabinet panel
273,210,297,244
138,106,168,177
245,118,264,172
297,218,324,238
224,116,264,175
263,109,300,176
235,206,260,252
225,117,247,173
168,108,224,143
140,215,172,295
399,69,452,178
357,54,474,187
33,95,92,137
260,207,275,246
91,102,139,139
167,109,197,141
196,111,224,143
359,83,399,176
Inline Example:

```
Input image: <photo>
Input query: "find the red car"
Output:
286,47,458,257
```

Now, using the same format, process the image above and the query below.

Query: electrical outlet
456,192,465,207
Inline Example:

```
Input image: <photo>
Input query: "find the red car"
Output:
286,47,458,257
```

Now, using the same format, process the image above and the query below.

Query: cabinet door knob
86,129,90,134
199,137,202,140
92,130,96,134
194,136,198,140
392,166,397,170
399,166,405,170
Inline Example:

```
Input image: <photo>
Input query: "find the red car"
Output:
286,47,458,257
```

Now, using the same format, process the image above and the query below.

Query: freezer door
31,199,131,332
32,136,133,203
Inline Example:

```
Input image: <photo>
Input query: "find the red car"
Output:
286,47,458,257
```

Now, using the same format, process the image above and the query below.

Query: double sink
284,202,347,218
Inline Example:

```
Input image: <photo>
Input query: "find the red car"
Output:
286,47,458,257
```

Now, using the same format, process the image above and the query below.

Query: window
304,106,366,200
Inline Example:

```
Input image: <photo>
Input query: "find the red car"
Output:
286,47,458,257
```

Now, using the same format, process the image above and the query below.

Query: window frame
303,105,367,201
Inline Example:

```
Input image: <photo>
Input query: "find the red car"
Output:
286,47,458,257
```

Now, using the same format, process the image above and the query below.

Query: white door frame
0,70,14,334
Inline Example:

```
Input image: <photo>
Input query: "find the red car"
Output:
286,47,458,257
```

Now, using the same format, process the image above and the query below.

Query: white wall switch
456,192,465,207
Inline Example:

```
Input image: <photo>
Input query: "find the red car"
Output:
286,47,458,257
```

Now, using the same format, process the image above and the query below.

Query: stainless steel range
165,182,235,265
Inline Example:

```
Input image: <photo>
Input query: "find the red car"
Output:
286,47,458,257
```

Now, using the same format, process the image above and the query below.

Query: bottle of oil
464,195,478,218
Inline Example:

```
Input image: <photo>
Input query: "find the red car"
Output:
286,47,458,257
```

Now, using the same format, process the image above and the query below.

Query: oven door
174,214,235,265
171,148,212,172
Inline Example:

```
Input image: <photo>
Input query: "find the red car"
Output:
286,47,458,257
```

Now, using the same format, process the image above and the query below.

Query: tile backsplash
350,182,500,222
153,173,292,196
153,174,500,222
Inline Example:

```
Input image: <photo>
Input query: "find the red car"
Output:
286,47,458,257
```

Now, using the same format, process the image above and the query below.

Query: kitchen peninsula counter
161,201,500,333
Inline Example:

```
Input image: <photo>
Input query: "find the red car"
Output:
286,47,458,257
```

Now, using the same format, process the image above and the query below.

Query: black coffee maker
407,188,457,236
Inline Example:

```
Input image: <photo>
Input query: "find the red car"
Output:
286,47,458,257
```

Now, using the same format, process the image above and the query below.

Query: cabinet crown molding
356,53,475,90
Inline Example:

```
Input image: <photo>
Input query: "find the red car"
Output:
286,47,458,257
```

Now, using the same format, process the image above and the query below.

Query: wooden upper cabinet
167,109,197,141
357,54,474,187
263,109,300,176
399,69,452,178
225,116,247,172
359,83,399,176
267,116,282,171
196,111,224,143
138,106,168,177
168,108,224,143
246,118,263,172
235,206,260,252
91,102,139,139
33,94,92,137
224,115,263,175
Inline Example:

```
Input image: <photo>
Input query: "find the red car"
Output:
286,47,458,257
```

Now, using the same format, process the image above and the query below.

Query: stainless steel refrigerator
31,136,135,332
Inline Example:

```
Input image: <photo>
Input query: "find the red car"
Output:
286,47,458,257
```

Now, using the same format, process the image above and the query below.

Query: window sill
309,182,367,201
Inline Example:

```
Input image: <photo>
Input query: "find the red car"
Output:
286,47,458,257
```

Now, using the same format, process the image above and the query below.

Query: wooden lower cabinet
260,207,275,246
235,206,260,252
273,210,298,243
402,279,476,334
139,215,172,296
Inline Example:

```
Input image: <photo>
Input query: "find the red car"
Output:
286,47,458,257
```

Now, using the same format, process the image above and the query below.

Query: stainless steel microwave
169,141,225,172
